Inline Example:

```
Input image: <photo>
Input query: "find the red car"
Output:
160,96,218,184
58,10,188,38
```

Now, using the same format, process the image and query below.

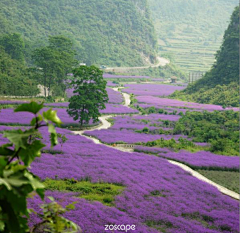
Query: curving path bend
105,56,170,72
73,89,239,200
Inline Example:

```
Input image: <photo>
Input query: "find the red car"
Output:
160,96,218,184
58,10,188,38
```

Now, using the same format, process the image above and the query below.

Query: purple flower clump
107,81,118,87
66,87,123,104
106,88,123,104
0,100,28,105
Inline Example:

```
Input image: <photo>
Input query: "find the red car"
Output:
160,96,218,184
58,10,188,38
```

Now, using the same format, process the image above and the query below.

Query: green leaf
30,114,43,126
0,144,14,156
3,129,37,150
0,200,21,233
1,165,45,197
48,124,58,147
48,196,55,202
0,157,8,170
14,102,44,114
0,219,5,232
18,140,45,166
0,177,12,190
23,171,45,191
43,109,62,125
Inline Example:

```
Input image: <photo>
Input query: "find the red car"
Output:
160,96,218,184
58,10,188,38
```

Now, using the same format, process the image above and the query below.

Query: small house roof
171,76,177,79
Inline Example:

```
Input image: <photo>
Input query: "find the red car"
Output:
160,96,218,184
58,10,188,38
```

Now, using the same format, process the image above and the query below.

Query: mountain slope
0,0,157,66
149,0,238,72
171,6,239,107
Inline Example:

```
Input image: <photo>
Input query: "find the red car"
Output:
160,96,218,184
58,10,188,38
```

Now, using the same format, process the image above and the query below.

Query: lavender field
123,84,185,96
136,96,239,111
0,85,239,233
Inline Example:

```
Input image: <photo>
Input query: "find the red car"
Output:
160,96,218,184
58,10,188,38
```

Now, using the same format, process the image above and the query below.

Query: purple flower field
100,104,138,114
26,129,238,233
1,82,239,233
107,81,118,86
108,114,178,132
123,84,185,96
110,116,159,131
84,129,186,144
0,108,97,126
106,88,123,104
0,100,28,105
135,104,204,113
136,96,239,111
135,113,181,122
135,146,239,170
67,87,123,104
158,150,239,170
0,106,138,125
0,124,239,232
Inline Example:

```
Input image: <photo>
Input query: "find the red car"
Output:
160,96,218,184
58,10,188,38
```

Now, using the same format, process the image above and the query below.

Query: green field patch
44,179,124,206
196,170,239,193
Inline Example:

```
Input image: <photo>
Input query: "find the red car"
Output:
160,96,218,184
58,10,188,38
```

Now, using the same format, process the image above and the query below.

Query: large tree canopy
67,65,109,127
32,36,77,97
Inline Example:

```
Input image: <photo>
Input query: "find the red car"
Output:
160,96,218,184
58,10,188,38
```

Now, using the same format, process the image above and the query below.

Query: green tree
0,48,39,96
32,36,77,98
0,33,25,64
32,47,63,97
67,65,109,127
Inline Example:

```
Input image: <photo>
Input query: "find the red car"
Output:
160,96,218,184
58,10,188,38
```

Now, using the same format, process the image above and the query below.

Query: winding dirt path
73,88,239,200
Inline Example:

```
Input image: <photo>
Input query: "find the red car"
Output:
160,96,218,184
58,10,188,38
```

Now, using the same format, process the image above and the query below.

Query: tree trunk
44,74,47,98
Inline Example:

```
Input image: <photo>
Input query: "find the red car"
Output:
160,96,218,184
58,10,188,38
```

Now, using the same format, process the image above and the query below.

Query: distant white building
79,63,86,66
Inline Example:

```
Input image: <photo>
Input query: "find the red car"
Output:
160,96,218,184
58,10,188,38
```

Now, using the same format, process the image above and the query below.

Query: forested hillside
0,0,157,66
149,0,238,72
171,7,239,107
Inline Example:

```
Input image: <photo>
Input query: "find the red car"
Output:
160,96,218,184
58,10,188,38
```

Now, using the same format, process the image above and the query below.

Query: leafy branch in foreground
0,101,80,233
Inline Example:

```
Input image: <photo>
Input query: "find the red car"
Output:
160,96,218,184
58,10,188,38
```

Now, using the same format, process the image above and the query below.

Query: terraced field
149,0,239,72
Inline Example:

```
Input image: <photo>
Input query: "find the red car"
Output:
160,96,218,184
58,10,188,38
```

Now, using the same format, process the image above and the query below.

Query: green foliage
149,0,238,72
196,170,239,193
135,105,171,115
0,0,157,66
142,127,150,133
44,179,124,206
0,47,39,96
122,63,187,80
145,137,201,153
0,102,78,233
67,66,109,127
171,7,239,107
173,110,239,155
32,36,77,97
0,33,25,64
30,197,80,233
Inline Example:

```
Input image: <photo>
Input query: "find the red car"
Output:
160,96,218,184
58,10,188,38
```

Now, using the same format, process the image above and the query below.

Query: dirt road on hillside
105,56,170,72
